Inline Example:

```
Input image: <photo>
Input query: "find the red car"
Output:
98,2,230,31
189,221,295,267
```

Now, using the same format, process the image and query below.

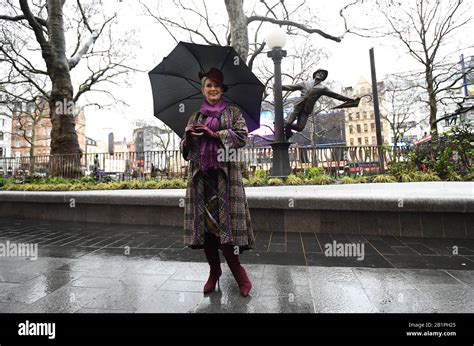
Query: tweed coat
180,105,255,252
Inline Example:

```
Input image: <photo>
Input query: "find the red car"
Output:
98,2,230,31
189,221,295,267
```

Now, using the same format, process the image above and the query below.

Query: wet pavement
0,217,473,313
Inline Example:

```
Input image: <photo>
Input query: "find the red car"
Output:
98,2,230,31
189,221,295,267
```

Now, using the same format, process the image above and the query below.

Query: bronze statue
282,69,360,139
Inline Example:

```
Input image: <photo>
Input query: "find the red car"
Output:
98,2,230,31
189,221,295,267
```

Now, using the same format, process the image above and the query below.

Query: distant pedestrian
93,154,100,181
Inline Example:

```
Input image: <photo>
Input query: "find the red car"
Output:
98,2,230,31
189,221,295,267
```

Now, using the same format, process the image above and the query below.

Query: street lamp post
266,29,291,178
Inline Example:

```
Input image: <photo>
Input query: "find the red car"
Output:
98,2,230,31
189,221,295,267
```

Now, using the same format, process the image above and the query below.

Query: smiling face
202,78,224,105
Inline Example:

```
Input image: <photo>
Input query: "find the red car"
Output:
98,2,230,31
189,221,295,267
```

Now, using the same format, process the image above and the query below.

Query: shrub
410,124,473,179
253,169,268,181
411,171,441,182
464,173,474,181
285,174,304,185
372,175,397,183
249,177,266,186
400,172,415,182
242,178,250,187
157,178,186,189
446,171,462,181
306,175,333,185
304,166,325,180
143,181,160,189
268,178,284,186
354,176,369,184
340,176,356,184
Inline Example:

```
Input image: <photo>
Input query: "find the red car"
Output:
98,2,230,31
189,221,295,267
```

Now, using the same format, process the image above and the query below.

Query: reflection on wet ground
0,218,473,313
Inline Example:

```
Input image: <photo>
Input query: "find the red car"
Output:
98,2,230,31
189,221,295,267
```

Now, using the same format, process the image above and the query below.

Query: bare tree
351,0,473,136
141,0,352,69
381,77,427,145
0,0,136,177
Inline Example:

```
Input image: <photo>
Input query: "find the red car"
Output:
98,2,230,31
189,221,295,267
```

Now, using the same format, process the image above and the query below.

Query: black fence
0,145,409,181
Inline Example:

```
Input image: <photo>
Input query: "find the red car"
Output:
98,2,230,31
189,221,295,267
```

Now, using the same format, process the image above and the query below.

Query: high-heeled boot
222,245,252,297
203,234,222,294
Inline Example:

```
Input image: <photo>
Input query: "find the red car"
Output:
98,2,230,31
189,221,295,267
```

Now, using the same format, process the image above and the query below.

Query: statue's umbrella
149,42,265,138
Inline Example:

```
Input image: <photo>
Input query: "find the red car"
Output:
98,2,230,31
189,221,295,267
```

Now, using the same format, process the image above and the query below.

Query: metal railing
0,145,410,181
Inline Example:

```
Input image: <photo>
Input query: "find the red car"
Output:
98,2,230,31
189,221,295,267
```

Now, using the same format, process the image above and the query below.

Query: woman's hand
193,124,219,139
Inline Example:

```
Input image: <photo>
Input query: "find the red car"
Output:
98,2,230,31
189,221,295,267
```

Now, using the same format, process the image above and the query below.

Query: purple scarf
198,98,226,175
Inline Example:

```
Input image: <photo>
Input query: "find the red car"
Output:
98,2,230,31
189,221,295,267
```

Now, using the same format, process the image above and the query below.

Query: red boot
222,245,252,297
203,234,222,294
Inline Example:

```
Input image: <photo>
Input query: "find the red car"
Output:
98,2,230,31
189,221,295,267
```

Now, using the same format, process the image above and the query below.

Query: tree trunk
425,68,438,137
47,0,82,177
29,127,35,174
224,0,249,61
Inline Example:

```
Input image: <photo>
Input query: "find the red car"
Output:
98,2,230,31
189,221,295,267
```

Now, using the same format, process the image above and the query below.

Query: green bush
340,176,356,184
253,169,268,181
372,175,397,183
242,178,250,187
249,177,266,186
354,176,369,184
411,171,441,182
410,124,473,179
285,174,304,185
400,172,415,182
304,167,325,180
143,181,160,189
268,178,284,186
464,173,474,181
306,175,333,185
446,171,462,181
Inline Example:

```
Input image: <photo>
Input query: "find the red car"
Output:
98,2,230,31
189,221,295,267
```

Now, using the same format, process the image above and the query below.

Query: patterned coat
180,105,255,252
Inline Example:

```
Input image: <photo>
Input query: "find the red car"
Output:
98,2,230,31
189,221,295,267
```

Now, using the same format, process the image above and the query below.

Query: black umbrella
149,42,265,138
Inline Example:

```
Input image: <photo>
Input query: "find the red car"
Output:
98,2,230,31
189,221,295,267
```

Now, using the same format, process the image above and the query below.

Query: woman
180,67,255,297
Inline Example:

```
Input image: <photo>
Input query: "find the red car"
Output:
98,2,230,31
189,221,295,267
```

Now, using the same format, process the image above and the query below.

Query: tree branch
247,15,341,42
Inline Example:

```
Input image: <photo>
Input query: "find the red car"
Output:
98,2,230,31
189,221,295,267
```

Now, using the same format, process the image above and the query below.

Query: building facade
10,100,86,157
0,91,12,159
343,78,390,146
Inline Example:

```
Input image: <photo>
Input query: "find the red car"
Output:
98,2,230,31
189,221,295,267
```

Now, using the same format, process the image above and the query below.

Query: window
364,124,368,132
372,136,376,144
357,124,361,133
363,111,367,119
348,113,353,121
371,123,375,131
349,125,354,134
357,137,362,145
370,112,374,119
365,137,369,145
0,132,3,141
350,138,354,146
356,112,360,119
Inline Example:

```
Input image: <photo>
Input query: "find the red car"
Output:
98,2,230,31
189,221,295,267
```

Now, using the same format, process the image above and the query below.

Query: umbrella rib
184,44,205,75
219,48,232,72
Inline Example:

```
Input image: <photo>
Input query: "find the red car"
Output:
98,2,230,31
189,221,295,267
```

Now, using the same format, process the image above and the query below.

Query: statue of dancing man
282,69,360,139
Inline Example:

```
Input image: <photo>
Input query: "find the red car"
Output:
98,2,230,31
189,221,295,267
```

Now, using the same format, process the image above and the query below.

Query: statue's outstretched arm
321,87,355,102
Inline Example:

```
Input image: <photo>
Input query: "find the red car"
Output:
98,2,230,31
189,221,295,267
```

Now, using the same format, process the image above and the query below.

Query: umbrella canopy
149,42,265,138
